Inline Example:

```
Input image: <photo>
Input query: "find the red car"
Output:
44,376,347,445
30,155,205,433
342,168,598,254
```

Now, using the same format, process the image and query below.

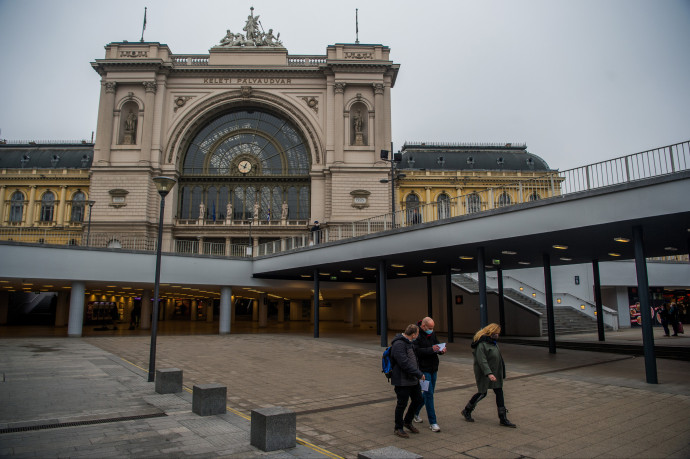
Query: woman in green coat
461,323,516,427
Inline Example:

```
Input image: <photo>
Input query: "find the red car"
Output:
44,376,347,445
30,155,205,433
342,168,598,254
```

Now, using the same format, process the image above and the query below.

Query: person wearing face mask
461,323,516,428
412,317,446,432
390,324,426,438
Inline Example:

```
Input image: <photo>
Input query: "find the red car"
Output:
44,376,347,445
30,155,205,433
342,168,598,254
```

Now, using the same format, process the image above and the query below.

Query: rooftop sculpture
216,7,283,48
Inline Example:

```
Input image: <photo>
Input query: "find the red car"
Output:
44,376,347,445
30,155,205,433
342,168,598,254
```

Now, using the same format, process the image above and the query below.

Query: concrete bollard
155,368,183,394
250,406,296,451
192,383,226,416
358,446,423,458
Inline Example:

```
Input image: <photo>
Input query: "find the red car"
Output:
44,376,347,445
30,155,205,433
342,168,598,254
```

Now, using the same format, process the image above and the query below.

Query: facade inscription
202,77,292,84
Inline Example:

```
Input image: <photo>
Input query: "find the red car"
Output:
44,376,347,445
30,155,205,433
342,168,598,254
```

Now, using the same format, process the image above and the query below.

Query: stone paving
0,327,689,458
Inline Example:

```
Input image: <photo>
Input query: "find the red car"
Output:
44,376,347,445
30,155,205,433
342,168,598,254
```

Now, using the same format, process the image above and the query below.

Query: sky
0,0,688,170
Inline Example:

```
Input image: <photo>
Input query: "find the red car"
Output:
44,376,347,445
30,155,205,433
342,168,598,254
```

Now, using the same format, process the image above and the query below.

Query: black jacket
390,334,423,386
415,330,441,373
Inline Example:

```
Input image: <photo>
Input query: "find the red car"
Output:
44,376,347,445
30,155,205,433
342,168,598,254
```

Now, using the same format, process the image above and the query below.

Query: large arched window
466,194,481,214
9,191,24,223
179,109,311,222
40,191,55,222
406,193,421,224
71,191,86,222
497,192,512,208
437,193,450,220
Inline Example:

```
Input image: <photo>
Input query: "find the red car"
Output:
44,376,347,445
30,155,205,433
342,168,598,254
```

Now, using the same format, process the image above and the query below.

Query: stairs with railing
452,274,612,336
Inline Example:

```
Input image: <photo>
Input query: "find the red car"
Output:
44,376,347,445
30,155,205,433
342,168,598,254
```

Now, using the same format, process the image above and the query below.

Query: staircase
452,274,612,336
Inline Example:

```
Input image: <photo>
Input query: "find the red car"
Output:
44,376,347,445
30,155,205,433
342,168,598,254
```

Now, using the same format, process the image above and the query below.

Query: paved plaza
0,325,689,458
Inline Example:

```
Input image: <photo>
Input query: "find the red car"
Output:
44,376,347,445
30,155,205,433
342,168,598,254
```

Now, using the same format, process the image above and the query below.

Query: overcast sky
0,0,688,170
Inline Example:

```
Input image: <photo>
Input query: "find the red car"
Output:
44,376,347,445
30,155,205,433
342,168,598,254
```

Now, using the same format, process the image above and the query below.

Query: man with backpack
390,324,426,438
413,317,446,432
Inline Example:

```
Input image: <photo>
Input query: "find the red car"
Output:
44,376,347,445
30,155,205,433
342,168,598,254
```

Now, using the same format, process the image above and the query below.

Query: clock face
238,160,252,174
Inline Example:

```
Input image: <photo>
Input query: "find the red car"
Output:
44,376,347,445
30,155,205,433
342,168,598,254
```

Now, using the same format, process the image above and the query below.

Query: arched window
437,193,450,220
71,191,86,222
466,194,481,214
406,193,421,224
497,192,511,208
9,191,24,223
528,192,540,201
40,191,55,222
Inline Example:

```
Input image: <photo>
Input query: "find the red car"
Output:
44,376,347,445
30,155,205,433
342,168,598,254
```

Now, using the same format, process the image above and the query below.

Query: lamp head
87,200,96,207
152,176,177,197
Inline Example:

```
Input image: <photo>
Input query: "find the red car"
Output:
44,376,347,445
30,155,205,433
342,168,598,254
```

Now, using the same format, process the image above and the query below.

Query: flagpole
140,7,147,42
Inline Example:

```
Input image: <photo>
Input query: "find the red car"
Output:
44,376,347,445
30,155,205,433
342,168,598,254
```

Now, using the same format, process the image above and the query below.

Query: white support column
140,290,152,329
219,287,232,334
67,281,86,337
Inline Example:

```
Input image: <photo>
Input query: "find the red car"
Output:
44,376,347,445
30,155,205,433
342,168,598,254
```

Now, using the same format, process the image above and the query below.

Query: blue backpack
382,346,394,381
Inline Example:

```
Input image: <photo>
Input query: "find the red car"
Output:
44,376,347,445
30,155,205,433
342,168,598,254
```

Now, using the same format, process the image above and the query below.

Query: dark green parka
471,336,506,393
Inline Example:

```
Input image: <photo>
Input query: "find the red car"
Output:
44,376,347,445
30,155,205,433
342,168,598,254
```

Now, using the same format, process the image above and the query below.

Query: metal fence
257,140,690,254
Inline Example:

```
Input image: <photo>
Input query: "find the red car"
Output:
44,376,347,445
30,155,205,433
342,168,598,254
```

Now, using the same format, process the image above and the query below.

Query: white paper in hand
437,343,446,352
420,380,430,392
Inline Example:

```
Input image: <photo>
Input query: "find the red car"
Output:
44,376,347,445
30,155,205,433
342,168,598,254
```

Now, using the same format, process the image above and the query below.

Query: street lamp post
148,176,177,382
379,143,405,226
86,200,95,246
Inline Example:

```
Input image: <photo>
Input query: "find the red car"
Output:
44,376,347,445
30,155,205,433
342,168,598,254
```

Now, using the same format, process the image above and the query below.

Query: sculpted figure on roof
215,7,283,48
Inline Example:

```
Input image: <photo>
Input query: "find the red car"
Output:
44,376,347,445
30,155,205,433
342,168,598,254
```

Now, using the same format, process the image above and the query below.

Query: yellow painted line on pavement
120,358,343,459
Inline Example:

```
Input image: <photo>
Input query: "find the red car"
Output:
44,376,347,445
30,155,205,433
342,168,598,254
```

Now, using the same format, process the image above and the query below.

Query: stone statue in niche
123,110,137,144
281,201,288,221
352,109,365,146
226,202,233,223
253,201,260,222
198,202,205,220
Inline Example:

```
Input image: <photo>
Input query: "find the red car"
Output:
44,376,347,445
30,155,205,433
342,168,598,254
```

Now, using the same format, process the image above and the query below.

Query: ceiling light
300,274,311,278
354,277,364,280
364,267,376,271
501,250,517,255
319,272,330,276
421,271,432,275
664,247,678,251
459,256,474,260
518,261,531,265
396,273,407,276
340,269,352,273
391,264,404,268
580,305,586,310
422,260,436,264
106,285,117,288
560,257,572,261
552,245,568,250
614,237,630,243
556,298,561,303
608,252,621,257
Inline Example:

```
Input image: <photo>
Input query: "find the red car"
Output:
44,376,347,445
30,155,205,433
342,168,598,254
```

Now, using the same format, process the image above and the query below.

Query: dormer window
20,154,30,168
437,156,445,168
81,155,91,168
496,157,504,167
466,156,475,168
407,156,415,167
526,157,534,169
51,154,60,167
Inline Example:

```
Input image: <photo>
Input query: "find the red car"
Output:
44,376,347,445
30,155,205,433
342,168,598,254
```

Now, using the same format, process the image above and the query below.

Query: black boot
461,402,476,422
498,407,516,428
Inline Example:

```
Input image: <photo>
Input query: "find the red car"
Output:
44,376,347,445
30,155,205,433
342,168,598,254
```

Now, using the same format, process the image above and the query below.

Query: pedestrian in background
461,323,516,428
412,317,446,432
390,324,425,438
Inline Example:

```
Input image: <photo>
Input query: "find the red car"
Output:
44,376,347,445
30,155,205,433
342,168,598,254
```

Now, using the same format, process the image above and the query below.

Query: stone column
54,291,70,327
0,291,9,325
0,185,6,224
141,81,158,165
190,300,198,321
259,293,267,327
57,185,68,226
140,290,152,329
95,81,117,165
425,186,432,222
198,237,204,255
373,83,385,159
26,185,37,226
67,281,86,337
353,294,361,329
219,286,232,334
206,302,214,322
334,82,346,163
225,237,231,257
252,298,259,321
277,301,285,323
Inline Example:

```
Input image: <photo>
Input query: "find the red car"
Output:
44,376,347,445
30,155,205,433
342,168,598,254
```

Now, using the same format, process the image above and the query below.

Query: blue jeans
415,371,437,424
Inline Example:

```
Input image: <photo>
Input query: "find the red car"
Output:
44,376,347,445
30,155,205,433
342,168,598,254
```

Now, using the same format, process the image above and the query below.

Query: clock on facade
238,160,252,174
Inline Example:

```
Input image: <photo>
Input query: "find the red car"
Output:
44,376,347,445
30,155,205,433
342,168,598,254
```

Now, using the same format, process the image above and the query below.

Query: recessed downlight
340,269,352,273
364,267,376,271
552,245,568,250
459,256,474,260
608,252,621,257
614,237,630,243
422,260,437,264
391,264,404,268
354,277,364,280
396,272,407,276
664,247,678,251
300,274,311,278
518,261,531,265
501,250,517,255
560,257,572,261
421,271,432,275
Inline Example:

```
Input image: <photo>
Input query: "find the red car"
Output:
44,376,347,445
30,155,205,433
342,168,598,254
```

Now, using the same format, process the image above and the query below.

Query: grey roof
0,143,94,169
398,142,553,172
